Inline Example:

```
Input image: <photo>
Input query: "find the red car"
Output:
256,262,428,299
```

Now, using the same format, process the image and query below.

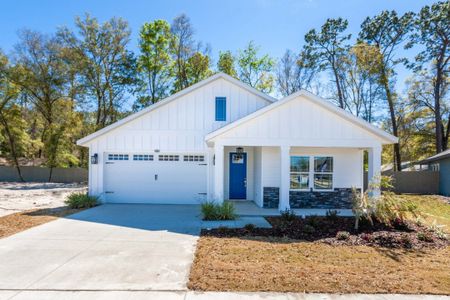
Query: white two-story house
77,73,397,210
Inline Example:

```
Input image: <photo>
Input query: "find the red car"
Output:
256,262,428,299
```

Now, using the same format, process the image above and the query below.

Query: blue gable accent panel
215,97,226,121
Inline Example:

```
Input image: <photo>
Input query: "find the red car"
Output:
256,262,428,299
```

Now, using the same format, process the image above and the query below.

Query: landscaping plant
352,175,419,230
65,192,98,209
201,201,236,220
279,209,297,222
336,231,350,240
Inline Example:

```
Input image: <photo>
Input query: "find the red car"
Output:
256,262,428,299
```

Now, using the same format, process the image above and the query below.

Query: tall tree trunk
0,111,25,182
433,58,444,153
381,69,401,171
332,65,345,109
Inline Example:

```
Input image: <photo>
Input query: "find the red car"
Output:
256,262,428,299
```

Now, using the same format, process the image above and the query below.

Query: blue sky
0,0,436,97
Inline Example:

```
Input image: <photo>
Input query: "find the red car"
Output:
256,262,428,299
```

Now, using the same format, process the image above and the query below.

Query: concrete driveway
0,204,201,295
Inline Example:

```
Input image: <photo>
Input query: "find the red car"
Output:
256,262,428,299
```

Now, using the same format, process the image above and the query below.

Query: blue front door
229,152,247,199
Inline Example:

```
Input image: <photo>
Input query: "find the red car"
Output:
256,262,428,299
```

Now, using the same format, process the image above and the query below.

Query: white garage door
103,153,207,204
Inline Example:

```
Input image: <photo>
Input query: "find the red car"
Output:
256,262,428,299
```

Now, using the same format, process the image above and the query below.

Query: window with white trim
108,154,129,161
313,156,333,190
133,154,153,161
183,155,205,162
290,156,309,190
158,155,179,161
290,156,334,190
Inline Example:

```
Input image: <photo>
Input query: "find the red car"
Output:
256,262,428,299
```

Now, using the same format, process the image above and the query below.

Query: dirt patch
0,182,87,217
188,236,450,294
0,207,84,238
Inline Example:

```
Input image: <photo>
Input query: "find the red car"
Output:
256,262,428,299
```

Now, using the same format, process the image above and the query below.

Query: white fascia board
76,73,277,147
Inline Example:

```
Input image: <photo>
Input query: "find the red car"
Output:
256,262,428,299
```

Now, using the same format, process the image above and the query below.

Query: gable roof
205,89,398,144
416,149,450,164
77,73,277,146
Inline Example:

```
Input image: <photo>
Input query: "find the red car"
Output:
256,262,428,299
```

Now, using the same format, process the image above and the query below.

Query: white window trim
289,155,335,192
289,156,310,191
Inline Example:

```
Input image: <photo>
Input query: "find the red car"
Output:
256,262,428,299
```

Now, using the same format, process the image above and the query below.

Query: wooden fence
364,171,440,194
0,166,87,183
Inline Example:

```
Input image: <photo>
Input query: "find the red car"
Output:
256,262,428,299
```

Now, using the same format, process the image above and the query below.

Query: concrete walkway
0,291,448,300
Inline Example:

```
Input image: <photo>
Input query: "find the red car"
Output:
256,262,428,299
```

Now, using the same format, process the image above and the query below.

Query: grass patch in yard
402,195,450,232
0,207,84,238
188,236,450,294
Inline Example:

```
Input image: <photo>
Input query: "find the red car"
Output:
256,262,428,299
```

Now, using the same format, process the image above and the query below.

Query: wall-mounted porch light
235,147,244,159
91,153,98,164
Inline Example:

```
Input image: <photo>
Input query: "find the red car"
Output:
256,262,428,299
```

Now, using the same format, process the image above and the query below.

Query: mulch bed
0,207,84,238
201,215,448,249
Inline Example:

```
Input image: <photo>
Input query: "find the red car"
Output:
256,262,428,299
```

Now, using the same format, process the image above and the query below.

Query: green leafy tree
135,20,173,110
359,10,414,171
217,50,237,77
186,51,212,85
303,18,351,108
341,43,384,122
58,14,136,129
237,41,275,93
407,1,450,153
0,52,28,181
8,30,76,180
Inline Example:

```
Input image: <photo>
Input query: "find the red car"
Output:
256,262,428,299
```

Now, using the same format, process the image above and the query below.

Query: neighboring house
77,73,397,210
417,149,450,196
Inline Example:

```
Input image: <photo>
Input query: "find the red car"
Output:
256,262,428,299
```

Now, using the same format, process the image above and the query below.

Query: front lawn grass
402,195,450,232
188,236,450,294
188,195,450,294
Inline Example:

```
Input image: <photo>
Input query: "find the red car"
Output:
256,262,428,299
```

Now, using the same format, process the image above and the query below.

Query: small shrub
218,202,236,220
280,209,297,222
306,215,320,227
201,201,236,220
417,232,434,242
244,223,256,231
325,209,340,220
201,202,219,220
336,231,350,240
375,193,419,226
429,222,448,240
65,192,98,209
303,224,315,234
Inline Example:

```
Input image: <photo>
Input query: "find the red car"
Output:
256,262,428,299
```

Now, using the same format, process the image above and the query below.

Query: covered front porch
209,144,381,211
205,90,393,211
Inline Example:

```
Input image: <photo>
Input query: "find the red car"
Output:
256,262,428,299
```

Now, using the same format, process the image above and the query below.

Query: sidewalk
1,291,448,300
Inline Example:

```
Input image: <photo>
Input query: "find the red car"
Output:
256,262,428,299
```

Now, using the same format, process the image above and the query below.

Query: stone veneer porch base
262,187,357,209
289,188,356,209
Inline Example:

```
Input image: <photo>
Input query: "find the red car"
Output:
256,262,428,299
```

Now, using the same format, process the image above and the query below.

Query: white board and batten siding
208,94,389,148
85,77,272,202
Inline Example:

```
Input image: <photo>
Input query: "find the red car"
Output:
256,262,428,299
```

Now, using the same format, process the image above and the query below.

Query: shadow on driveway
65,203,203,235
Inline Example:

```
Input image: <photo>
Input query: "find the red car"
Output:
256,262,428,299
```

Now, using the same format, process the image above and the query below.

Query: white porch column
213,143,225,203
367,145,382,197
206,146,214,201
279,146,291,211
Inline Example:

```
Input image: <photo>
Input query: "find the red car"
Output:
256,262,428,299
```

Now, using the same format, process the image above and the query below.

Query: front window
313,157,333,190
290,156,309,190
289,156,334,190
